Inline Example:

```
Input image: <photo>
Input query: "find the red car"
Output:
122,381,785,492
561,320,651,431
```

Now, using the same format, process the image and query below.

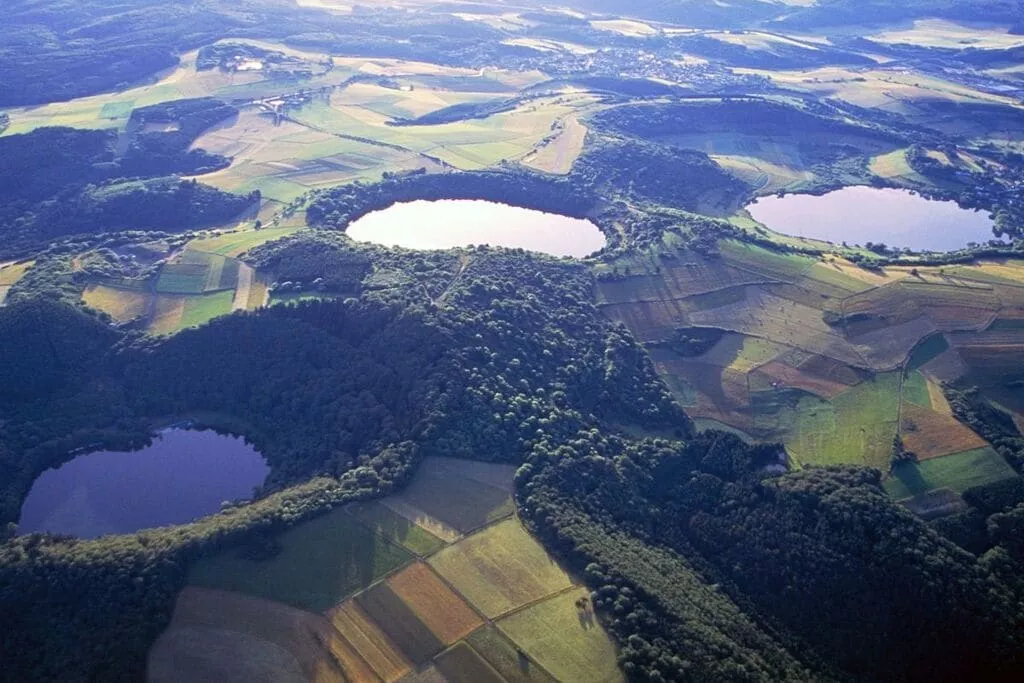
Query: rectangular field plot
178,290,235,330
347,502,447,556
467,626,558,683
328,600,411,682
148,295,188,335
428,519,572,619
718,239,814,281
497,588,623,683
383,457,514,537
157,250,239,294
356,582,445,666
900,403,988,460
188,508,413,612
884,447,1017,499
434,642,506,683
768,372,902,470
148,586,362,683
387,562,483,644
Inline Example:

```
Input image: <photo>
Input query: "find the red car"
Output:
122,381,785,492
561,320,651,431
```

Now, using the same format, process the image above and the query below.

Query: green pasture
884,447,1017,499
347,503,447,556
188,507,413,612
767,372,901,469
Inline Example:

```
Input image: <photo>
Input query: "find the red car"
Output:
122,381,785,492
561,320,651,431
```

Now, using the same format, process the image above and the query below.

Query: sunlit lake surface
19,429,268,538
345,199,607,257
747,186,998,252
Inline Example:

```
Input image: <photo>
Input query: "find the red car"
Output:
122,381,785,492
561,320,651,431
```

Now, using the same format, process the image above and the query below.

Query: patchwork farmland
597,237,1024,501
151,457,622,682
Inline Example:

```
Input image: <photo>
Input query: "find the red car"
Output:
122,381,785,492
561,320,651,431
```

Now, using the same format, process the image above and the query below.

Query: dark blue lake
18,429,269,538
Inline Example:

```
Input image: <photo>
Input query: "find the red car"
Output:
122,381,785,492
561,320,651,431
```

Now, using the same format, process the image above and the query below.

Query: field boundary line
420,548,564,683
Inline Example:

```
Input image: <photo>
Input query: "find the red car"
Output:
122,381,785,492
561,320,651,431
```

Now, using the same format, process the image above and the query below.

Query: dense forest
0,99,254,258
0,242,688,680
3,237,1023,681
518,432,1024,682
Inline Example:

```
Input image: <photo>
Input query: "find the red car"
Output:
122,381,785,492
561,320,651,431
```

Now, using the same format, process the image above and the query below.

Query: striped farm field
428,518,573,619
148,295,188,335
347,502,447,556
156,250,240,295
355,581,445,666
386,562,484,645
328,599,411,682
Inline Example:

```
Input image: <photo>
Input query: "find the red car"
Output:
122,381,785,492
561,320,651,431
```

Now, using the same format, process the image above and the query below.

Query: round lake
746,186,999,252
18,429,268,538
345,199,607,257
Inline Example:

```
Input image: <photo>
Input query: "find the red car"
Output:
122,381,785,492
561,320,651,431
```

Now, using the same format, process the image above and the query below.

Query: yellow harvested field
590,19,658,37
870,148,927,182
709,30,822,52
428,519,573,619
870,19,1024,50
148,295,187,335
735,66,1020,110
231,264,255,312
498,588,623,683
188,226,302,258
82,284,150,322
246,278,270,310
327,600,411,682
0,260,33,286
386,562,483,645
523,116,588,174
926,376,953,415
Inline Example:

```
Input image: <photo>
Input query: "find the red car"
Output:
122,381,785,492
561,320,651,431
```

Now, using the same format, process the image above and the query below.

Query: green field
347,502,447,556
497,588,623,683
428,519,573,618
435,642,506,683
883,447,1018,499
767,372,902,469
177,290,236,330
188,508,413,612
157,251,235,294
188,226,302,257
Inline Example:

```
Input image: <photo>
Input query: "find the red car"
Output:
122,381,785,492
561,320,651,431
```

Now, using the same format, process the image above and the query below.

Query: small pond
18,429,269,538
746,186,998,252
345,199,607,258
